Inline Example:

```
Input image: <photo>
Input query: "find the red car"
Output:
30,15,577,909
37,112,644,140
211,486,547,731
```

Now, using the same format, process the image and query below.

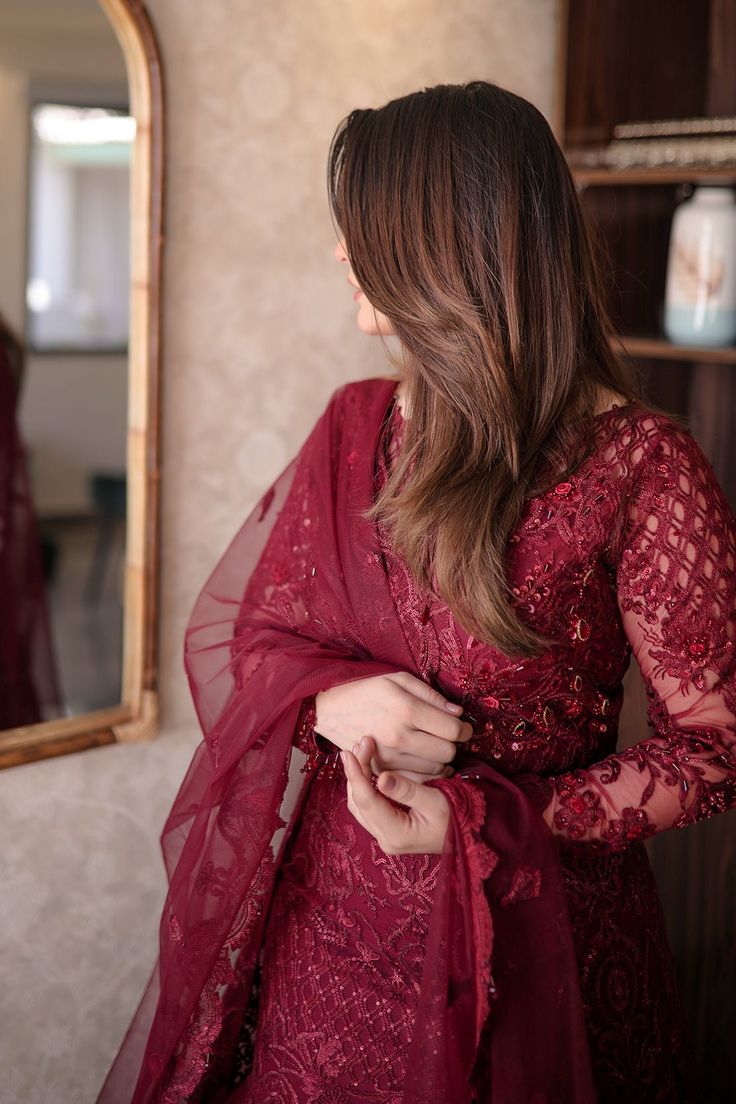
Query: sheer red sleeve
538,419,736,851
293,693,319,755
293,691,335,769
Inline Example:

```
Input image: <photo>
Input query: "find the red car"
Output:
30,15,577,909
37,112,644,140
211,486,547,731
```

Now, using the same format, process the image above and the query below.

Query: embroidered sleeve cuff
294,692,334,770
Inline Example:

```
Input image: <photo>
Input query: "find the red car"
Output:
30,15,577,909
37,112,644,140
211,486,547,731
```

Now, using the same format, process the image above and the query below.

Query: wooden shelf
572,167,736,187
611,333,736,364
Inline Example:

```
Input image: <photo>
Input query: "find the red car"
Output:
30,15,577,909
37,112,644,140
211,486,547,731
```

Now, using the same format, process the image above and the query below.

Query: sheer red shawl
97,376,595,1103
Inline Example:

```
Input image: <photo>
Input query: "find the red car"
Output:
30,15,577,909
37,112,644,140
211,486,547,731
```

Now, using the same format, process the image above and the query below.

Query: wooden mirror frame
0,0,164,769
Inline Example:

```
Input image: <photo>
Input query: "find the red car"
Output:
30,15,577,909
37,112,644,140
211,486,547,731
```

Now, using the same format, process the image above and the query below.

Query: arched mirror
0,0,162,768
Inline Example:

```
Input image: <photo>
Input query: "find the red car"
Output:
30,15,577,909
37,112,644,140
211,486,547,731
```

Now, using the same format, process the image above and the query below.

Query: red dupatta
97,376,595,1103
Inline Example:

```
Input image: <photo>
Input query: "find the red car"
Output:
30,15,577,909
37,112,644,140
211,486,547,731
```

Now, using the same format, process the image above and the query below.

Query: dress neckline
590,396,640,423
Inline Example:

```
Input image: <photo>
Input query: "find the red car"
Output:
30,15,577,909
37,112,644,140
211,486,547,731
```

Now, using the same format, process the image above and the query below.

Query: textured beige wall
0,2,559,1100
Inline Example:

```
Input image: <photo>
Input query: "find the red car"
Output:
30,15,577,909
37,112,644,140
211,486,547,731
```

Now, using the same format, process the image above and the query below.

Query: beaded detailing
294,692,342,777
541,418,736,851
234,383,734,1101
379,394,736,854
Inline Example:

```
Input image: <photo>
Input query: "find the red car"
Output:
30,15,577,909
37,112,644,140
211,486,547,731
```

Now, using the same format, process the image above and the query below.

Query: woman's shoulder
594,399,734,544
326,376,399,430
328,375,396,406
592,397,707,476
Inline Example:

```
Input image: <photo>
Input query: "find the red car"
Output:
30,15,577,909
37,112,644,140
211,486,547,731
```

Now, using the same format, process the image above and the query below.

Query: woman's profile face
334,237,395,337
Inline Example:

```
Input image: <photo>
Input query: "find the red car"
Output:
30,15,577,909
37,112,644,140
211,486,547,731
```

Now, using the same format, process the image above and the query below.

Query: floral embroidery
434,775,499,1039
500,865,543,907
553,781,606,839
189,387,734,1102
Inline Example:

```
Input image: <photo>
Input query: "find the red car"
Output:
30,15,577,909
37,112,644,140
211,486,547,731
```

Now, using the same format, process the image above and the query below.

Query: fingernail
352,741,360,754
383,774,397,792
445,702,463,713
339,750,347,765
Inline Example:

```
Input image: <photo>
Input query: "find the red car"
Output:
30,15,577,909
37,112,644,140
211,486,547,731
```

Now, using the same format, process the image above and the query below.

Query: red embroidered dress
233,382,736,1103
97,377,736,1104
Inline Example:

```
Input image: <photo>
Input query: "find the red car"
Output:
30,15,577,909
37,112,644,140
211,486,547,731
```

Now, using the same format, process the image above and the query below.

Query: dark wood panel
637,357,692,417
564,0,712,148
688,361,736,505
621,657,736,1104
561,6,736,1097
648,813,736,1102
707,0,736,115
581,184,687,334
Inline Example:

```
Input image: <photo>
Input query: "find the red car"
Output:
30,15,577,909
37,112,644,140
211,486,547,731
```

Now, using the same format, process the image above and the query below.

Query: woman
98,81,736,1103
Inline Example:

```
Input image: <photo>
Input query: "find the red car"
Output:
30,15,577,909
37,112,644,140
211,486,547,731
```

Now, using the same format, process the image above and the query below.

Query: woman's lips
346,276,363,300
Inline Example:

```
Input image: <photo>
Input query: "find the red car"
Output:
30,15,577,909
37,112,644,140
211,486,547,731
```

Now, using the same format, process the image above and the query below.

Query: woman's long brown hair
327,80,644,659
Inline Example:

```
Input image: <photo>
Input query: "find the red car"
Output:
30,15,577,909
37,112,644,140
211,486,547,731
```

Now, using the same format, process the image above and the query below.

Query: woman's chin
352,298,395,337
356,313,381,336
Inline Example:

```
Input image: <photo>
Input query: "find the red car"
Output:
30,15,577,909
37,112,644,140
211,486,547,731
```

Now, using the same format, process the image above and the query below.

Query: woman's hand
341,734,452,855
315,671,472,782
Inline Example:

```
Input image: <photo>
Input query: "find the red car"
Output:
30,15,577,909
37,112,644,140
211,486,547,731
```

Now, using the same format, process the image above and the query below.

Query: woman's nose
334,239,348,263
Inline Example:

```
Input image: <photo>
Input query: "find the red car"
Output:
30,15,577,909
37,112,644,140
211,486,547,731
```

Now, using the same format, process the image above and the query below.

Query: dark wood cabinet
557,3,736,1099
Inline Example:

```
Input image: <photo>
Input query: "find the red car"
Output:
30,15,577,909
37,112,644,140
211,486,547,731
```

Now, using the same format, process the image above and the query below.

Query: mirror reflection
0,0,130,730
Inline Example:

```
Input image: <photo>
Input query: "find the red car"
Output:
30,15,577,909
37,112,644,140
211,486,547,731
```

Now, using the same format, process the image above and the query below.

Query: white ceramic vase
663,185,736,346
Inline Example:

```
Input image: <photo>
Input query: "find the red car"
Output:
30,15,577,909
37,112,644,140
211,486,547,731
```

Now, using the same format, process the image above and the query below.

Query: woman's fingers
342,741,412,838
343,735,453,854
384,671,464,716
370,750,456,786
404,696,472,744
351,734,374,777
370,745,456,776
394,767,455,783
395,727,466,766
384,673,471,746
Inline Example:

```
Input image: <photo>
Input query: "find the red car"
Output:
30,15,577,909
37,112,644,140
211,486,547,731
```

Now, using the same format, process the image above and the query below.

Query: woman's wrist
294,693,330,749
313,690,336,753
